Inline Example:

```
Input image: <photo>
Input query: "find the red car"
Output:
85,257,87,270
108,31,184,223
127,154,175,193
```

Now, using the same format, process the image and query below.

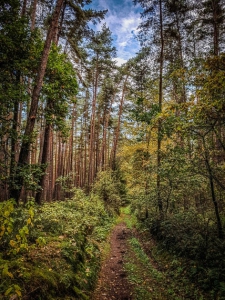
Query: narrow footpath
92,211,211,300
92,222,134,300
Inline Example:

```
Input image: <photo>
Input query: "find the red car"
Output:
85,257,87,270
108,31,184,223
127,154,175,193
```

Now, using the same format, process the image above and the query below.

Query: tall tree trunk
110,75,128,170
203,137,223,239
35,122,52,204
21,0,27,16
30,0,38,31
212,0,220,56
100,86,118,170
9,72,21,196
157,0,164,216
175,10,186,104
10,0,64,202
211,0,223,163
88,64,99,187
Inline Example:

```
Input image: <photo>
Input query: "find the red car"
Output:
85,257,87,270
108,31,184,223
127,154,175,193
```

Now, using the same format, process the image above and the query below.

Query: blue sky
88,0,142,65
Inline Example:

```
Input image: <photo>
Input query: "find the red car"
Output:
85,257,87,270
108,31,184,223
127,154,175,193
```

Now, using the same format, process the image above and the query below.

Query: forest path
91,221,134,300
91,211,187,300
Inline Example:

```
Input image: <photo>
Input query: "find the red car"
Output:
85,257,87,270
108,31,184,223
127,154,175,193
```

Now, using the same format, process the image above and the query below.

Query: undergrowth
124,237,170,300
126,209,225,299
120,207,223,299
126,234,209,299
119,205,138,229
144,211,225,299
0,188,116,299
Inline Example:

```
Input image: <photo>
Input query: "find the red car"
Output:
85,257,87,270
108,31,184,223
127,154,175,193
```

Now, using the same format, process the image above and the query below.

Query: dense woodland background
1,0,225,299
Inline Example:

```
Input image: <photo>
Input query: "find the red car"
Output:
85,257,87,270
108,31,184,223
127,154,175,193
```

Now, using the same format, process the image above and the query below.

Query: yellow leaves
36,236,46,247
16,234,21,241
2,264,14,279
16,288,22,298
0,225,5,237
7,224,13,234
19,225,29,236
4,284,22,298
27,218,32,225
4,210,11,218
0,200,15,242
9,240,17,248
170,67,186,81
28,207,34,219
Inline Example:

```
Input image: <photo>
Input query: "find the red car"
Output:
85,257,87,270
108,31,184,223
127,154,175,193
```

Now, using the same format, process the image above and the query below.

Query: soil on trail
92,222,133,300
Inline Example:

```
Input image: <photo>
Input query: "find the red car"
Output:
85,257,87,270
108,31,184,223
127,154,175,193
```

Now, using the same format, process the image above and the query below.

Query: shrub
0,190,114,299
143,211,225,295
92,170,122,214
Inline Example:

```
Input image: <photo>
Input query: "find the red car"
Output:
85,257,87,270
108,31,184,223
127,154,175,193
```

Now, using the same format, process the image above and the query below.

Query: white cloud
105,12,141,61
115,57,127,66
89,0,141,63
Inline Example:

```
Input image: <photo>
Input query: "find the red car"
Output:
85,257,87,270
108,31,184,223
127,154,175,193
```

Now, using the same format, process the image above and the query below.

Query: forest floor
91,221,133,300
91,209,209,300
91,210,168,300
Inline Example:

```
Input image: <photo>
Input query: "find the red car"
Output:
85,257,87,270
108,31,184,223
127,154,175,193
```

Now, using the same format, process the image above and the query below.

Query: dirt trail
92,222,133,300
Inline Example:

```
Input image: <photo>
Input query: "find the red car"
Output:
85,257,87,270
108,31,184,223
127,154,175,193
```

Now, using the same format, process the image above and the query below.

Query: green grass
124,237,171,300
119,210,210,300
119,206,138,229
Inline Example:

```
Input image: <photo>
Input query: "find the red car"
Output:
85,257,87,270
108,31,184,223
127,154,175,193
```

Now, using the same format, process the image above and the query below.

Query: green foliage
0,0,42,109
119,206,138,229
131,100,160,125
0,191,114,299
42,44,78,135
143,211,225,296
0,199,35,254
11,163,46,192
92,170,123,214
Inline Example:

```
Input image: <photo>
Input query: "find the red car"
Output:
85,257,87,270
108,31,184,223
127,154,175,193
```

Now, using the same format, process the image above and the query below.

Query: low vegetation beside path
1,196,225,300
0,188,116,300
119,207,225,299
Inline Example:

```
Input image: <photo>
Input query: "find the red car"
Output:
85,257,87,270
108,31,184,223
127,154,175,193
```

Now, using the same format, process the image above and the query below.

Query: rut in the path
92,222,133,300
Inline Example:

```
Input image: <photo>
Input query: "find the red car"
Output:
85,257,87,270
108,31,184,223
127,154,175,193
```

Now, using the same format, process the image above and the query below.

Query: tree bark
157,0,164,216
30,0,38,31
10,0,64,202
88,63,99,187
35,122,52,204
203,138,223,239
110,75,128,170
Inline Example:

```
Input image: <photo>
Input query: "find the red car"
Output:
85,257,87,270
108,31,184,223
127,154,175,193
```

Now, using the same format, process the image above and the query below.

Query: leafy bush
0,189,114,299
143,211,225,296
92,170,123,214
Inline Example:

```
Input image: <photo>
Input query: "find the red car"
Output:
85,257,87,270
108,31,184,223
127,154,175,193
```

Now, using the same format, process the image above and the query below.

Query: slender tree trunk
212,0,220,56
95,110,101,176
10,101,19,182
110,75,128,170
100,86,118,170
101,112,107,170
203,138,223,239
88,65,99,187
21,0,27,16
211,0,224,163
175,10,186,104
10,72,21,196
10,0,64,202
55,1,66,45
157,0,164,216
30,0,38,31
35,122,52,204
55,135,62,199
53,132,59,199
